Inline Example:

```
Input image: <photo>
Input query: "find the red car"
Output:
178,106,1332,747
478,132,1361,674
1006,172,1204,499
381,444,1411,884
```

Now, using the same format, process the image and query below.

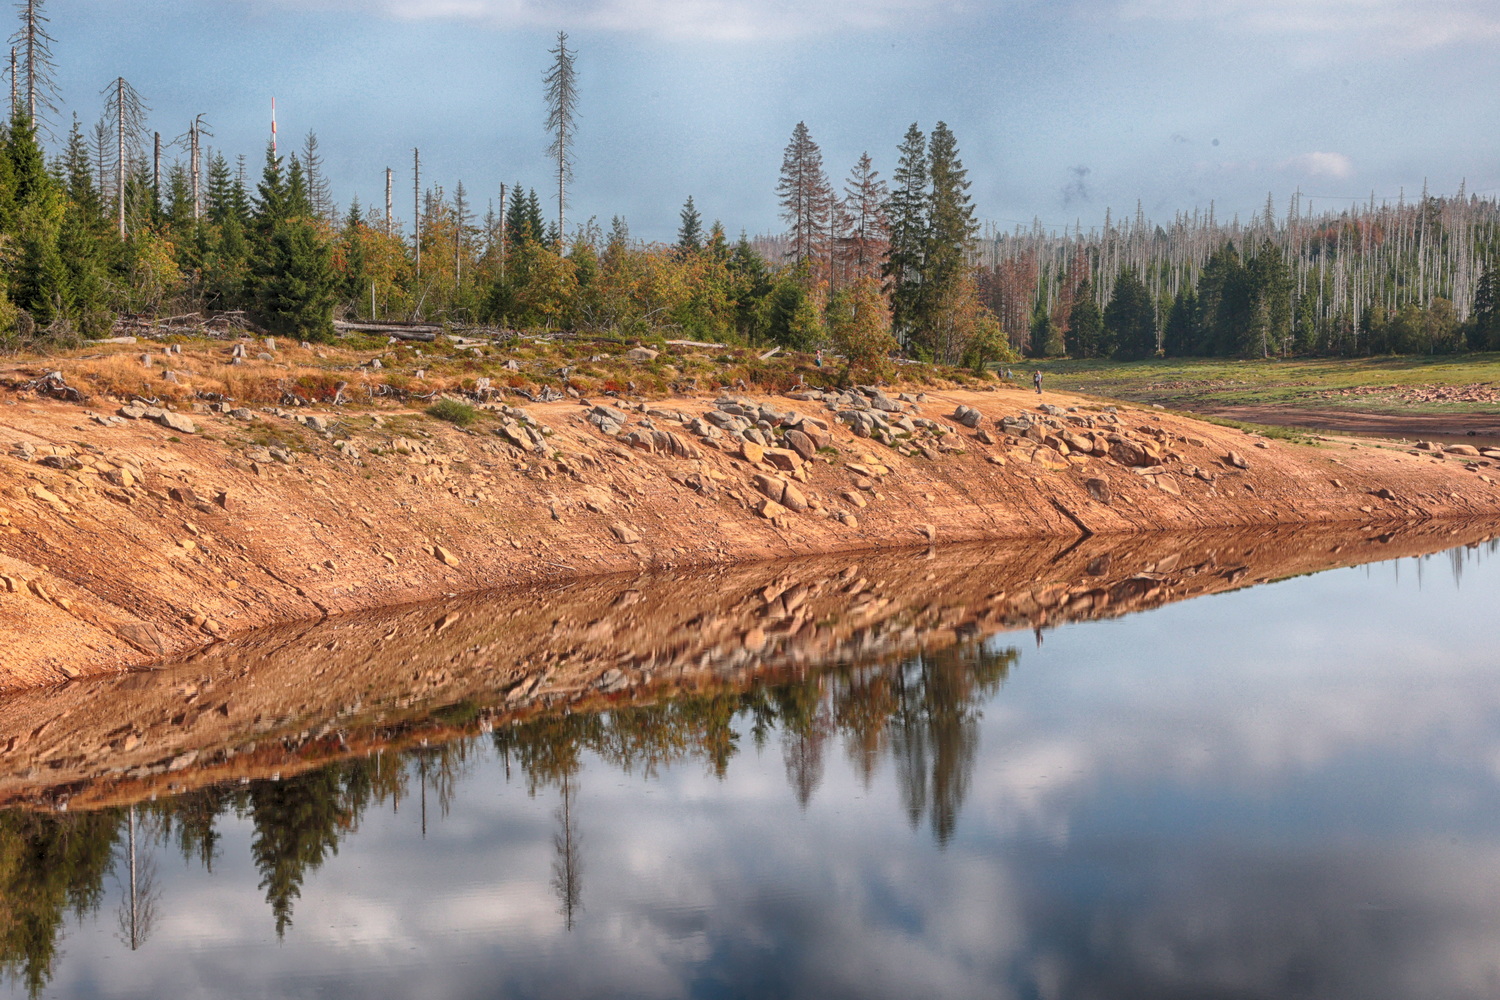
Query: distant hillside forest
0,0,1496,367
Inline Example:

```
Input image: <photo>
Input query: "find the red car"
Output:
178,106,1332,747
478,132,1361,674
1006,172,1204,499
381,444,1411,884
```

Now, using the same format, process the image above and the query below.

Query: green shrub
426,398,477,426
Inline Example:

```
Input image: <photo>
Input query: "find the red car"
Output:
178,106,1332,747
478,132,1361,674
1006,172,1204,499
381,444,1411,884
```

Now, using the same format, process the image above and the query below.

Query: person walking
1033,370,1043,395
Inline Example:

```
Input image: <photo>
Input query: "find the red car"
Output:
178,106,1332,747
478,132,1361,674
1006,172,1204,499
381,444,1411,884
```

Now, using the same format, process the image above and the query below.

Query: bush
426,398,477,426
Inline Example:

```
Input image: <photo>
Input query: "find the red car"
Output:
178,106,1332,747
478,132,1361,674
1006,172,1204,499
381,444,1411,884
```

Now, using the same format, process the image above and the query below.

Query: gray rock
153,411,198,434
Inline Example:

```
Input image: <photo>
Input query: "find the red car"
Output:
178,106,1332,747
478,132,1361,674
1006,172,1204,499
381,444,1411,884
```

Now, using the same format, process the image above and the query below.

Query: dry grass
2,334,995,411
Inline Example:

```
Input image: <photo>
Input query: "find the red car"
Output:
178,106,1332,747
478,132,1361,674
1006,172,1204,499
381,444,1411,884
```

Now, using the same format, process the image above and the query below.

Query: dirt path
1176,403,1500,446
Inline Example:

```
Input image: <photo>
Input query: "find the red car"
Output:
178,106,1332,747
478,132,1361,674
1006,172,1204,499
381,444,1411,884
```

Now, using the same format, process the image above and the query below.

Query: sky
37,0,1500,243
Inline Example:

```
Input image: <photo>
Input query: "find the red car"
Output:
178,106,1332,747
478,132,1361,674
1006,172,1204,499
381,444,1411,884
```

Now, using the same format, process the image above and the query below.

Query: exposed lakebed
3,521,1500,998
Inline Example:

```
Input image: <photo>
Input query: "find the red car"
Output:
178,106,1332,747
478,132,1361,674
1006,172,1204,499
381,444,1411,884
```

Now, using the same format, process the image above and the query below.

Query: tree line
0,0,1493,368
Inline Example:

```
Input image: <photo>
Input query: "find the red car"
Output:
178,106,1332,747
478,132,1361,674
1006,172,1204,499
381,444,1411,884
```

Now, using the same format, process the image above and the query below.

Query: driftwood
334,320,439,342
664,339,728,349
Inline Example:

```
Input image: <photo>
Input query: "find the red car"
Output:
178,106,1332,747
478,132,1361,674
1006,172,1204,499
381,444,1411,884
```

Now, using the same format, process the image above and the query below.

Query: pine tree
253,217,338,340
775,121,833,273
253,141,286,233
676,195,702,256
1161,286,1201,357
1065,279,1104,358
883,123,927,343
300,130,333,221
840,152,889,285
1105,268,1157,359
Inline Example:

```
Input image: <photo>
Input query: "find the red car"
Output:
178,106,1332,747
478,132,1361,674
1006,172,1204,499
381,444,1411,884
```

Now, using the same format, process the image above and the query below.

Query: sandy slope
2,379,1499,690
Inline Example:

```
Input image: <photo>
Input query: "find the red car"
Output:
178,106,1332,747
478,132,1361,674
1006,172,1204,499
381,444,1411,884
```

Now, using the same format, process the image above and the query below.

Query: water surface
3,526,1500,999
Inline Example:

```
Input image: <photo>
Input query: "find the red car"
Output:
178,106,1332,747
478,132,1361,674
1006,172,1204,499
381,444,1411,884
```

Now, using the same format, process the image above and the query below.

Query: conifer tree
253,216,337,340
840,152,889,285
1065,279,1104,358
776,121,833,273
883,123,927,342
1104,268,1156,359
1161,286,1201,357
676,195,702,256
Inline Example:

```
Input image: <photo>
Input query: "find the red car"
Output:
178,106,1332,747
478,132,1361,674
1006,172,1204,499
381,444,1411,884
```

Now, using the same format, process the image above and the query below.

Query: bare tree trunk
117,78,125,239
413,148,421,280
152,130,160,209
384,167,393,237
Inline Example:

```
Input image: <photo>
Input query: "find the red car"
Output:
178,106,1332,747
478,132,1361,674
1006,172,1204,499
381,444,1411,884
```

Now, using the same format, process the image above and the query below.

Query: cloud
271,0,970,41
1117,0,1500,51
1279,151,1355,179
1061,165,1091,206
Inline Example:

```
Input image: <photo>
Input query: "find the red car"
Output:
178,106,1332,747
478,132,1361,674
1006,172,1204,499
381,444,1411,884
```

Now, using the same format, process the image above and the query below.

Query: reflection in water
0,528,1498,997
0,638,1015,993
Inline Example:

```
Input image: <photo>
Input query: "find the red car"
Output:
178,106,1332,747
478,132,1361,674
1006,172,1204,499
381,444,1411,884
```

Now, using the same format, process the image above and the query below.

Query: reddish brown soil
2,381,1500,694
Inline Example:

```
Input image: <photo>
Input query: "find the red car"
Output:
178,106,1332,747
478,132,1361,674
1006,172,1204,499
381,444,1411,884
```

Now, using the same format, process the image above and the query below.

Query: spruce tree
253,217,337,340
676,195,702,256
882,123,927,344
776,121,832,272
1161,286,1201,357
1104,269,1156,359
1065,280,1104,358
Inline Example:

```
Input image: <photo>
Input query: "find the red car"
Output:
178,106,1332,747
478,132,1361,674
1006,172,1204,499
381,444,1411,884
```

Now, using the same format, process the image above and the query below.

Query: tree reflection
0,638,1018,969
0,809,119,997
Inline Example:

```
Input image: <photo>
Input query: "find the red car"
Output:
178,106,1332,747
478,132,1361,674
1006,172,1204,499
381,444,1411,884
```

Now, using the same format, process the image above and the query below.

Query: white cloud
1117,0,1500,51
1279,150,1355,179
278,0,970,41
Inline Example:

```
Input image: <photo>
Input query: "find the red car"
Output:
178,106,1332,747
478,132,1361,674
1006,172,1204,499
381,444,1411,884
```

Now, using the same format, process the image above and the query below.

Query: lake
2,521,1499,999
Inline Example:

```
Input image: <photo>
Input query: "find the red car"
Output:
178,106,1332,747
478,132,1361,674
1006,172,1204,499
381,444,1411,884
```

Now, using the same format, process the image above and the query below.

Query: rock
229,408,256,421
838,512,858,527
764,448,801,472
102,467,135,488
38,455,80,471
952,405,982,428
754,497,788,519
780,482,808,512
740,440,765,465
1225,450,1249,470
432,545,460,566
784,428,817,461
1152,474,1181,496
257,352,275,362
153,411,198,434
1085,477,1111,503
624,346,659,362
609,522,641,545
917,523,937,542
1445,444,1481,456
1108,439,1151,467
117,404,148,420
974,428,995,445
752,473,786,503
1372,488,1397,501
167,486,199,504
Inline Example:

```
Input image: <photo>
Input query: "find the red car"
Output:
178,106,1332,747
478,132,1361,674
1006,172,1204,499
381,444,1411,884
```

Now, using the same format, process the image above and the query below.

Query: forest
0,1,1496,375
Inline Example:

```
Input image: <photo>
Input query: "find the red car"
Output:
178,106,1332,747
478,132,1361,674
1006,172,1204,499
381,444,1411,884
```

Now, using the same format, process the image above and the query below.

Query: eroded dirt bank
2,518,1496,813
4,380,1500,689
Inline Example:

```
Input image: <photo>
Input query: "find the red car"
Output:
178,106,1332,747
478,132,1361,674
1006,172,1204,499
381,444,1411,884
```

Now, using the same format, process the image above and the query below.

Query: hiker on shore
814,349,823,368
1033,370,1043,395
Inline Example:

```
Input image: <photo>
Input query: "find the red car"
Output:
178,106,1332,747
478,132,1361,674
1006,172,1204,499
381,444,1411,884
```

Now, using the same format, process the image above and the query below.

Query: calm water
5,536,1500,999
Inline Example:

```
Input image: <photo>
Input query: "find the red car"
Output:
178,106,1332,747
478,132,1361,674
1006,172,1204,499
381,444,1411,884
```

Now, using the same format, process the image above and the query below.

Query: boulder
779,482,808,512
609,522,642,545
432,545,460,567
740,440,765,465
153,411,198,434
764,448,801,472
1084,477,1111,503
624,347,659,362
1445,444,1481,456
1108,439,1151,467
784,428,817,461
1224,450,1250,470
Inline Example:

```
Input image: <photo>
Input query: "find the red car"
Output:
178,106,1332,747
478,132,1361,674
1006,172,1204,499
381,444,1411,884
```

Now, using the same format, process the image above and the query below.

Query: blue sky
42,0,1500,242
